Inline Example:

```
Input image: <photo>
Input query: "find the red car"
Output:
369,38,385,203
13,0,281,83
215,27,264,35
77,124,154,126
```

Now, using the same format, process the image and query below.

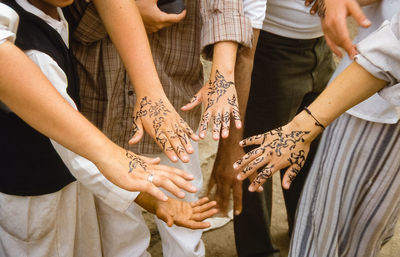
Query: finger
282,165,301,190
129,118,144,145
161,9,187,24
239,133,267,147
157,210,174,227
310,1,319,15
304,0,314,7
233,180,243,215
347,0,371,28
179,118,199,141
212,112,222,140
191,208,219,221
155,169,197,193
191,197,211,207
215,180,231,215
248,164,276,192
230,96,241,129
233,146,266,170
324,34,343,58
152,164,194,181
152,175,186,199
199,111,211,139
140,155,161,164
237,154,270,180
206,175,216,197
221,110,230,139
142,182,168,202
174,123,194,154
181,92,202,111
192,200,217,214
165,129,189,163
156,132,179,162
247,173,263,192
175,219,211,230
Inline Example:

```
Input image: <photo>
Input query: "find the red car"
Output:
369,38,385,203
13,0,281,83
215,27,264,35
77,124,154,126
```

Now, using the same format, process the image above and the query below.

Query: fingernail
200,132,205,138
222,131,228,138
213,134,219,140
248,186,255,192
236,174,241,180
233,163,238,169
310,10,315,14
190,185,197,191
178,191,185,198
236,121,242,129
234,210,241,215
182,155,189,162
172,156,178,162
188,146,194,152
362,19,371,26
285,181,291,188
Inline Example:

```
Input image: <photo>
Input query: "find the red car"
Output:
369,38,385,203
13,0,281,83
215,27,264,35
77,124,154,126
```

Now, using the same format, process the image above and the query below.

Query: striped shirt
66,0,252,154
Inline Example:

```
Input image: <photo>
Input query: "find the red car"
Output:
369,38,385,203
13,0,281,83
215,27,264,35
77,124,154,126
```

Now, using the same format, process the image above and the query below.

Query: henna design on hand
252,165,274,186
126,151,147,173
133,97,174,151
227,95,240,121
287,150,306,182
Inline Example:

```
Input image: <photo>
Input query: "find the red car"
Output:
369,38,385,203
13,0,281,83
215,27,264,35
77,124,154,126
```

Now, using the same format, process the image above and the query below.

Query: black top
0,0,79,196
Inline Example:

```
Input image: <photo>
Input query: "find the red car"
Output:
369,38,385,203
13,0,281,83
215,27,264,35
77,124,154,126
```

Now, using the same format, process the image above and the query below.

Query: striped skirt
289,113,400,257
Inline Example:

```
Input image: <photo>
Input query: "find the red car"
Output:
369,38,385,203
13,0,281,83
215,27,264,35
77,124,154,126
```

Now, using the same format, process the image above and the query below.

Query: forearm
291,62,386,139
0,42,118,164
220,29,260,146
92,0,165,97
135,192,157,214
210,41,238,80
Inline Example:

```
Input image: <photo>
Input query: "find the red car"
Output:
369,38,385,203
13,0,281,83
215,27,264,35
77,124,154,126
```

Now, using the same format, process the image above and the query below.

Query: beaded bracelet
304,107,326,130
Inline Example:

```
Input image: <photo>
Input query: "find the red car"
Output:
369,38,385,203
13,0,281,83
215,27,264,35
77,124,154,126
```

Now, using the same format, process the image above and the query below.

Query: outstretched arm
92,0,198,163
235,62,386,191
0,41,196,202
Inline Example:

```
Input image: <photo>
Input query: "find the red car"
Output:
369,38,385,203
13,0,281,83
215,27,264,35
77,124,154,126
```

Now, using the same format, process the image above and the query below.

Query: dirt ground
146,19,400,256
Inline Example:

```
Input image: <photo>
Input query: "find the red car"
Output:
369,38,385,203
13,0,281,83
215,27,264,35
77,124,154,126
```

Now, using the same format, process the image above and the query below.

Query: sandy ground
145,19,400,256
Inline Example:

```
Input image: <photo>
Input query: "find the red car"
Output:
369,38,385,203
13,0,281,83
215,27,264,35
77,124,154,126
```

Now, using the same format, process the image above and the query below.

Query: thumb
181,91,202,111
129,118,144,145
347,0,371,28
157,210,174,227
162,9,187,24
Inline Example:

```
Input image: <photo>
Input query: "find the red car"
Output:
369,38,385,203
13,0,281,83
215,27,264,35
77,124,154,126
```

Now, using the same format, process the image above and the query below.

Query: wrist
289,110,324,141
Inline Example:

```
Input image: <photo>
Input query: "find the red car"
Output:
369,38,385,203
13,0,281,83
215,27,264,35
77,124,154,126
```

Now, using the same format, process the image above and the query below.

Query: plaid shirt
67,0,252,154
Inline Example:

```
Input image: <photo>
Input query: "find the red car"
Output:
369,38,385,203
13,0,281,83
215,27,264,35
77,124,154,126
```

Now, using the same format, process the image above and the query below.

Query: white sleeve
27,50,139,213
242,0,267,29
355,13,400,106
0,3,19,45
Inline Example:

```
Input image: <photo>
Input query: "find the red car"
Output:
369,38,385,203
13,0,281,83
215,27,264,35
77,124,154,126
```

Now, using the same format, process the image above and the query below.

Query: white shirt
329,0,400,124
0,3,18,44
243,0,323,39
16,0,139,213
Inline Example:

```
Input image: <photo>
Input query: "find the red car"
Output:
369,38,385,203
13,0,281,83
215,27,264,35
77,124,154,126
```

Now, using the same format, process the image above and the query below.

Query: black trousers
234,30,335,257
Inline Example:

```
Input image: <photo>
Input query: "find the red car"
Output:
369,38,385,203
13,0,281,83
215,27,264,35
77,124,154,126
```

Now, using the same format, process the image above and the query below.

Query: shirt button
128,90,134,96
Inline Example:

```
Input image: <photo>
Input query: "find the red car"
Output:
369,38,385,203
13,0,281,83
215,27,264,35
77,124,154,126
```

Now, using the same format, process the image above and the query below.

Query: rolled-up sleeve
0,3,19,45
243,0,267,29
200,0,253,59
355,12,400,106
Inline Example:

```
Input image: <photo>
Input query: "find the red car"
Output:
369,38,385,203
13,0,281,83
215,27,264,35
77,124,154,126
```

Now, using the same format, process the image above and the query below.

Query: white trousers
150,141,205,257
95,142,205,257
0,182,103,257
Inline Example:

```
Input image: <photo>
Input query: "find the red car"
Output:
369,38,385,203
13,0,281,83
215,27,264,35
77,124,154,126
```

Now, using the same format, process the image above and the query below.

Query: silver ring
147,174,154,183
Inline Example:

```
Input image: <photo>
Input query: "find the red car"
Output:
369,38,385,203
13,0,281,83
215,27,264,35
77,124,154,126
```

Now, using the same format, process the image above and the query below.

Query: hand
136,0,187,34
234,125,314,192
155,197,218,229
181,70,241,140
129,95,199,163
96,148,197,202
304,0,371,58
207,139,244,216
